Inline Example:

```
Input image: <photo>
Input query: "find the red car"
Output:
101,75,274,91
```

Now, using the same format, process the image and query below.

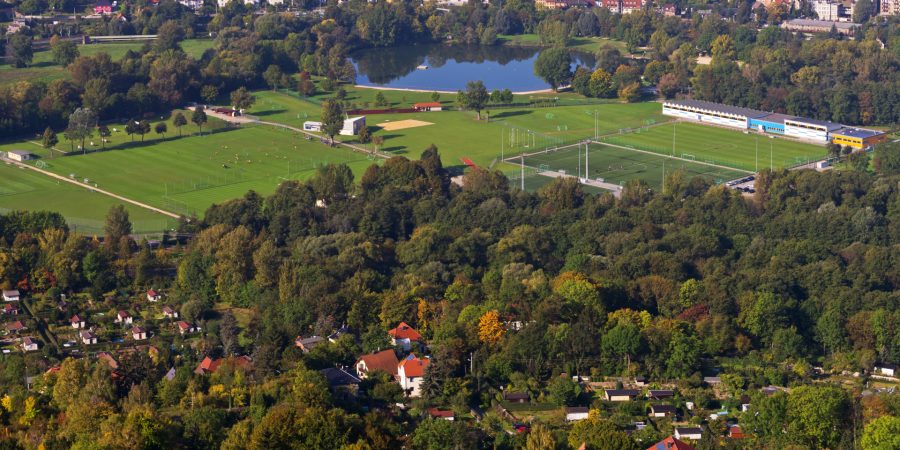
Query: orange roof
414,102,442,108
428,408,454,418
195,356,221,374
647,436,696,450
388,322,422,341
728,425,746,439
357,349,400,376
399,355,430,377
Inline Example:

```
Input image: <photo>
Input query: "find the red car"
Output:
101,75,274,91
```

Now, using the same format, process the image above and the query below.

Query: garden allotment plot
601,121,826,172
518,142,750,190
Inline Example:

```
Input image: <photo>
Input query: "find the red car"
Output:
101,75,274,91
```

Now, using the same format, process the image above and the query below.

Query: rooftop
664,99,769,119
357,349,400,376
785,116,843,130
782,18,857,30
755,113,796,124
388,322,422,341
320,367,361,387
833,127,885,139
647,436,696,450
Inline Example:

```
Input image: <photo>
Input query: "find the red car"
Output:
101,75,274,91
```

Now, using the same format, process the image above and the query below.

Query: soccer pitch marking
592,140,755,175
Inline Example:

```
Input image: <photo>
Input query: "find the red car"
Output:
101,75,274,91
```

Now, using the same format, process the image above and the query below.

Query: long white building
783,117,842,142
662,99,769,130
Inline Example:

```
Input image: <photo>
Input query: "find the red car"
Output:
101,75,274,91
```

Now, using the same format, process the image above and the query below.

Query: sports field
4,124,376,217
516,142,750,190
0,162,173,234
601,121,826,172
248,90,667,170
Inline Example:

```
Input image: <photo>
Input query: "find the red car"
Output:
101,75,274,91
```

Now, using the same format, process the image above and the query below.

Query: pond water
351,44,595,93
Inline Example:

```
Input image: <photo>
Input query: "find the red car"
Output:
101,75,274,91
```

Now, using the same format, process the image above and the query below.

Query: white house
162,306,179,319
3,290,20,302
398,354,429,397
303,121,322,132
388,322,422,352
565,407,590,422
115,310,133,324
80,330,97,345
131,326,148,340
71,315,86,329
340,116,366,136
650,404,677,418
674,427,703,440
146,289,162,302
6,150,34,162
875,363,897,377
604,389,640,401
21,337,39,352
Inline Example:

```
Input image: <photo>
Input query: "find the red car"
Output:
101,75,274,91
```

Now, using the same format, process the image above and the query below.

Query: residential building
727,425,747,439
176,321,197,335
647,436,696,450
504,392,531,403
22,337,39,352
71,315,85,329
648,389,674,399
650,404,677,418
3,304,19,315
388,322,422,351
428,408,455,421
398,354,430,397
565,407,590,421
882,0,900,14
604,389,640,401
132,326,148,340
194,355,252,375
812,0,843,20
674,427,703,440
621,0,644,13
5,320,25,334
3,290,20,302
147,289,161,302
355,349,400,378
295,335,325,353
162,306,178,319
320,367,362,397
781,18,857,35
115,311,133,324
874,363,897,377
80,330,97,345
94,0,113,14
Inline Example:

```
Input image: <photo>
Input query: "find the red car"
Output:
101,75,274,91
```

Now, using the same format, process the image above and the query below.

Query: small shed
6,150,35,162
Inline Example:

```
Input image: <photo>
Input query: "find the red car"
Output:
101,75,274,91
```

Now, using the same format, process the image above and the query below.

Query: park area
0,39,214,86
600,121,827,172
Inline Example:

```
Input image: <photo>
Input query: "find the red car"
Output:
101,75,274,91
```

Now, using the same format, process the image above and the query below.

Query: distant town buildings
881,0,900,14
781,18,857,35
812,0,844,20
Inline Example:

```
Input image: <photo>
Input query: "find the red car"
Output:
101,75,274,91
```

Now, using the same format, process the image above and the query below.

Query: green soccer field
3,124,376,218
0,162,174,234
517,142,751,190
601,121,826,172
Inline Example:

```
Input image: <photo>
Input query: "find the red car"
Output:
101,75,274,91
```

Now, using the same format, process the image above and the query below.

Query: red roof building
355,349,400,378
647,436,696,450
388,322,422,351
194,355,252,375
413,102,443,111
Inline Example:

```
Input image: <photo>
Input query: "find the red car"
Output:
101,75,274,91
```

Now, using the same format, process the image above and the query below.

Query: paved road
1,157,181,219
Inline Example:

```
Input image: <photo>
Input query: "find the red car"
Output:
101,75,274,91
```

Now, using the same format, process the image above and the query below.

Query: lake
351,44,595,93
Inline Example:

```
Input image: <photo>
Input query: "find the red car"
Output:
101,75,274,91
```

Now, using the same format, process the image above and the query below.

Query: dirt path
2,157,181,219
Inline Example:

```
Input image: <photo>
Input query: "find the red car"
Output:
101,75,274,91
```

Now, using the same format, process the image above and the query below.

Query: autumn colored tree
478,310,505,345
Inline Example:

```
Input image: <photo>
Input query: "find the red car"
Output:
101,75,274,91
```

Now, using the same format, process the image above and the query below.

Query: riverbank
354,84,555,95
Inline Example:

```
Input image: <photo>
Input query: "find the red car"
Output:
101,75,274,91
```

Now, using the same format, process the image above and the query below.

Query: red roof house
388,322,422,351
355,349,400,378
647,436,696,450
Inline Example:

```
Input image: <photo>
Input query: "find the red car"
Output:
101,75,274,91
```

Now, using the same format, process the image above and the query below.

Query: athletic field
515,142,750,190
4,124,375,218
601,121,826,172
0,162,173,234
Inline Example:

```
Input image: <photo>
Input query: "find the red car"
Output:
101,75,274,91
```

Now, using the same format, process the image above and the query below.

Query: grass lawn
498,34,630,54
0,39,214,86
3,122,376,218
518,142,749,190
248,90,667,170
0,161,174,234
601,121,827,172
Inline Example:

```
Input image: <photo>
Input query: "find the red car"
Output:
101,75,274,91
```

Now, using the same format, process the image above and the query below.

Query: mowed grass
248,90,668,170
4,124,375,217
520,143,750,190
0,39,214,86
0,162,173,234
601,121,827,172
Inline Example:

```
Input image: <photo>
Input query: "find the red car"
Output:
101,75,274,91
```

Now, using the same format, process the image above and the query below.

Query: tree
431,92,440,102
155,122,167,138
230,87,255,111
372,135,384,151
853,0,873,23
66,107,97,154
155,21,185,53
525,423,555,450
321,99,344,146
191,107,208,135
50,36,79,66
264,65,286,90
375,91,388,107
787,385,848,449
657,73,680,99
9,33,33,68
173,112,187,136
589,69,615,98
861,415,900,450
410,418,462,450
82,78,112,114
358,125,371,144
458,81,489,120
547,375,581,406
42,127,58,149
478,310,505,345
297,79,316,97
618,82,642,103
125,120,140,142
568,414,639,450
138,120,151,142
105,205,132,247
534,48,572,92
201,85,219,104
